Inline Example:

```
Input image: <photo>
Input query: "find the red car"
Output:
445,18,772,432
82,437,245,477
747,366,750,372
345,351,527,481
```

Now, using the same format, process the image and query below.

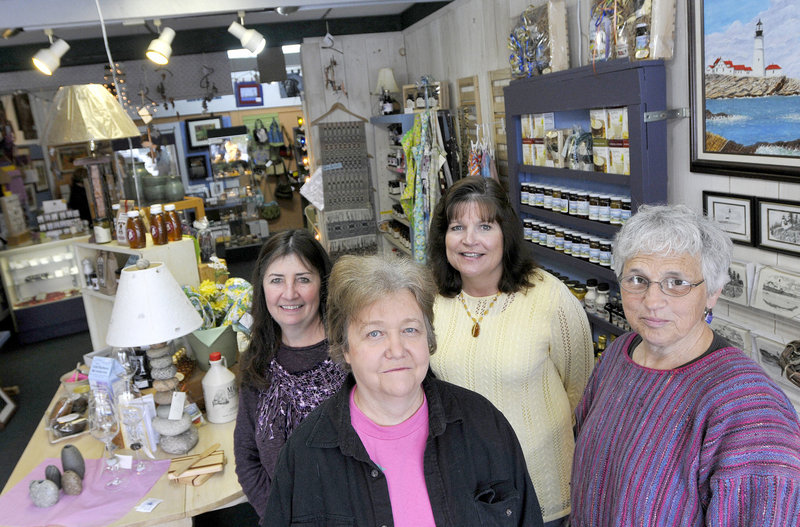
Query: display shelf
382,232,411,255
526,241,617,282
0,235,90,343
391,212,410,227
386,166,406,174
586,311,624,336
73,237,200,350
518,164,630,186
520,204,621,238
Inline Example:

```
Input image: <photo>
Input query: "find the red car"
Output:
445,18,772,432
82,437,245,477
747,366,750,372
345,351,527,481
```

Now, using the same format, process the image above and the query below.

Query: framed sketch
33,160,49,191
209,181,225,198
185,117,223,149
757,198,800,255
752,265,800,320
703,191,755,245
688,0,800,181
751,333,790,386
57,146,88,172
24,183,37,209
720,260,750,306
0,388,16,430
708,315,751,352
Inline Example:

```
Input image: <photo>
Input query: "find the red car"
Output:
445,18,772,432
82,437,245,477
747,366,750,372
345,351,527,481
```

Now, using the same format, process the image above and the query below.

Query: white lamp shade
43,84,141,146
374,67,399,94
146,27,175,65
106,262,203,348
32,38,70,75
228,21,266,55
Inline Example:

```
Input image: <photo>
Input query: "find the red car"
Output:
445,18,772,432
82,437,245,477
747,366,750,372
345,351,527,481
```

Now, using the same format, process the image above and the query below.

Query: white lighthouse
753,20,765,77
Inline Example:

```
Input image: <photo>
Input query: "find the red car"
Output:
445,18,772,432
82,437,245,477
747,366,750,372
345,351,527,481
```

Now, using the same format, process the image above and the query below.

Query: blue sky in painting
703,0,800,78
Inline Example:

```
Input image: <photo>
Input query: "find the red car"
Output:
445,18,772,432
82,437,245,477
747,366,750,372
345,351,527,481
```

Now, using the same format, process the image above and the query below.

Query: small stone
149,355,174,369
153,377,179,391
29,480,60,507
159,426,199,455
156,405,172,419
154,390,175,406
151,365,177,380
62,470,83,495
152,412,192,436
45,465,61,489
146,345,171,359
61,444,85,479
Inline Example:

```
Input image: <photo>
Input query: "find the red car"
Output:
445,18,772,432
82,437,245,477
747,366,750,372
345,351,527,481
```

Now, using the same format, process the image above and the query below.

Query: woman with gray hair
262,255,542,526
570,204,800,526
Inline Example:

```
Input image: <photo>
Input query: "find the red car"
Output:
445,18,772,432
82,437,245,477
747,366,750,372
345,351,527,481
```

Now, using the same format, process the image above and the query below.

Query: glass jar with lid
543,186,553,210
520,183,530,206
598,195,611,223
560,190,570,214
551,187,562,213
609,196,623,225
523,218,533,241
580,235,592,259
589,237,601,263
563,230,574,255
621,197,632,223
554,228,565,251
595,283,610,319
546,226,556,248
584,278,599,313
589,193,601,221
599,239,612,267
568,191,579,215
576,192,590,217
533,185,545,207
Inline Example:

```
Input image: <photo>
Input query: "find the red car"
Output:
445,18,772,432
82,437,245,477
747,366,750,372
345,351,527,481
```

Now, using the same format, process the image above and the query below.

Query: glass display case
0,235,90,343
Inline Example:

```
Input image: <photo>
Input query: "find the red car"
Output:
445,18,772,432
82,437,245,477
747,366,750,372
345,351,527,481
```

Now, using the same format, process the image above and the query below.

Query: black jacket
262,372,543,526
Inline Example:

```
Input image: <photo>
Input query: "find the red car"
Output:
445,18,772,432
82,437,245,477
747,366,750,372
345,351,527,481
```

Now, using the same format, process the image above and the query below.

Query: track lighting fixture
146,20,175,65
228,11,266,55
276,6,299,16
32,29,69,75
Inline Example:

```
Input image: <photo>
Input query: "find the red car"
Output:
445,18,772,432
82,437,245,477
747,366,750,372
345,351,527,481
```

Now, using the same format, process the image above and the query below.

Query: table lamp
374,67,400,115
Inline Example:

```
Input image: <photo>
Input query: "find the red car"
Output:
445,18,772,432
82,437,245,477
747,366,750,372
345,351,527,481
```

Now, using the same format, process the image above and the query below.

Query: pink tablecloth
0,457,170,527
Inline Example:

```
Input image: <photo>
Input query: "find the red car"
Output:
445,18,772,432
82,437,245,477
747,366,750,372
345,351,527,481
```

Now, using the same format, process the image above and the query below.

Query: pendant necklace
457,291,500,337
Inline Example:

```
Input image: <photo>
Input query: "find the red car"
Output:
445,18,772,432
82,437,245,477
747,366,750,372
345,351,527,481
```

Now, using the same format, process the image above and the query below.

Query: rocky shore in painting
704,129,800,155
705,74,800,99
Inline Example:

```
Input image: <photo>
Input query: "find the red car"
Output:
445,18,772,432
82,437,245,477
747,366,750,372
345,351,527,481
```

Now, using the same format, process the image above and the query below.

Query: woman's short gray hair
326,255,437,370
612,204,732,295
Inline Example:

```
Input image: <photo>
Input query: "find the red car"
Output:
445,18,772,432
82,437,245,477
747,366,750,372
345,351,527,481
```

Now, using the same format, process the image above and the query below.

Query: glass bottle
595,283,610,320
584,278,598,314
164,203,182,242
93,218,113,244
126,210,147,249
149,204,167,246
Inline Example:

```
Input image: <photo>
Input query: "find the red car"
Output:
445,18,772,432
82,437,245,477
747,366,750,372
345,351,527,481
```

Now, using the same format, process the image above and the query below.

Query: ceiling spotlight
2,27,23,39
276,6,299,16
32,30,69,75
146,21,175,65
228,12,266,55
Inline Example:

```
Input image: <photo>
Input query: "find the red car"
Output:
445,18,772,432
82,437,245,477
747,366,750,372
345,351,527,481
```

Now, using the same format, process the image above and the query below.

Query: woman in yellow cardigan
427,176,594,526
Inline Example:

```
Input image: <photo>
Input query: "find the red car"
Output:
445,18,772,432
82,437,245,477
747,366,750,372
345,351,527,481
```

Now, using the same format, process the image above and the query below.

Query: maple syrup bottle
163,203,182,242
126,210,147,249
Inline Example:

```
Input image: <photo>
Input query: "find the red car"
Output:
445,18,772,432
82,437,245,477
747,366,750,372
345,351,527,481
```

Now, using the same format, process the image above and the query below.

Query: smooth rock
29,480,60,507
153,389,175,406
151,365,177,380
156,405,172,419
61,444,85,479
149,355,174,369
153,377,179,391
45,465,61,489
62,470,83,495
152,413,192,436
159,426,199,455
146,346,171,359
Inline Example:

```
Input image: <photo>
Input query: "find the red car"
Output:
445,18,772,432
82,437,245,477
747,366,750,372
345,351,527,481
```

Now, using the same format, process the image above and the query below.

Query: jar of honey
164,203,182,242
126,210,147,249
149,204,168,246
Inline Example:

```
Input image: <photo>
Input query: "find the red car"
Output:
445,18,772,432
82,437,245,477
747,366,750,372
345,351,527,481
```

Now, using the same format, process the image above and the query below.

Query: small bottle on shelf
149,204,168,246
93,217,113,244
163,203,182,242
595,282,610,318
584,278,598,314
126,210,147,249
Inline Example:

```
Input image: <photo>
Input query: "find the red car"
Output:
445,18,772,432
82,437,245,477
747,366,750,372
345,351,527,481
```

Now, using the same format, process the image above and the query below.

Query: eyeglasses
619,275,705,297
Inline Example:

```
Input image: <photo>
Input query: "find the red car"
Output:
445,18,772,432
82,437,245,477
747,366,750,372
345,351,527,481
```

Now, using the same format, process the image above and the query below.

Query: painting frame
32,159,49,191
720,260,750,307
185,117,223,149
702,191,756,245
57,145,88,172
751,264,800,321
756,198,800,256
688,0,800,181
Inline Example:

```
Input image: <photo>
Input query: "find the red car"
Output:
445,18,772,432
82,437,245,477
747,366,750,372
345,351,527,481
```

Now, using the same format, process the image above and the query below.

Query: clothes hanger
310,101,368,125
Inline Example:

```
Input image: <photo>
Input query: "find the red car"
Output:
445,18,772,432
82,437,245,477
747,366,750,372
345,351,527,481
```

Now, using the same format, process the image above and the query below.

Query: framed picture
708,315,751,351
752,333,788,384
720,260,750,307
752,265,800,321
688,0,800,181
24,183,36,208
235,82,263,107
0,388,17,430
33,160,49,191
702,191,755,245
185,117,223,149
57,146,89,172
757,198,800,255
186,155,210,181
209,181,225,198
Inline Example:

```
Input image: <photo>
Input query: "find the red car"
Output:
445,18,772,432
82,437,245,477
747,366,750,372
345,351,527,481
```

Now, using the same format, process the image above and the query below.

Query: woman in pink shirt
262,255,542,526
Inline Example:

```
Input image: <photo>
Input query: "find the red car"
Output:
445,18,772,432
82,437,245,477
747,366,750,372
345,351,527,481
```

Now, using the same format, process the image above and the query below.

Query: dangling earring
704,307,713,324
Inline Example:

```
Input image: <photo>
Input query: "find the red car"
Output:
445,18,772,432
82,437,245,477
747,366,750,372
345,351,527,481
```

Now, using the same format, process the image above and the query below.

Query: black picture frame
185,117,223,149
688,0,800,181
756,197,800,257
702,191,756,246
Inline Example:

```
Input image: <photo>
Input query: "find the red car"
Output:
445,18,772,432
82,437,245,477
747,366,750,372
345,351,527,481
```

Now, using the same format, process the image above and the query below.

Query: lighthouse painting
690,0,800,179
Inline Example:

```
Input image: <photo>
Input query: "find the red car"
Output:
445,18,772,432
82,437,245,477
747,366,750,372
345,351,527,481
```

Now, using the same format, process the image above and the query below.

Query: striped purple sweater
571,332,800,526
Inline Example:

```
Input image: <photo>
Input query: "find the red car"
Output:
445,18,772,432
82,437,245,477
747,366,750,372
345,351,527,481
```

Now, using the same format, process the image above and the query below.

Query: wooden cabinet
504,59,667,334
73,237,200,350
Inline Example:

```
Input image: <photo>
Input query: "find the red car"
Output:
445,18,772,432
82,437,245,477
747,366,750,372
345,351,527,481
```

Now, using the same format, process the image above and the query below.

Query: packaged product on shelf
606,107,629,145
609,146,630,175
521,114,534,139
545,129,567,168
638,0,677,61
593,143,610,173
533,113,555,139
534,143,548,167
589,108,608,140
508,0,569,77
523,142,535,165
589,0,616,61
